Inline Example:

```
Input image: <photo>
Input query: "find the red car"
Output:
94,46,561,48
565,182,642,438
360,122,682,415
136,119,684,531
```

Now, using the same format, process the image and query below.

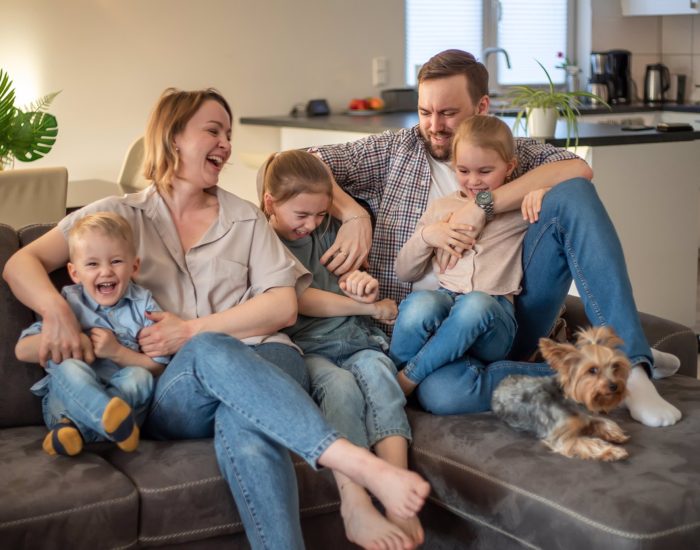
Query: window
405,0,571,89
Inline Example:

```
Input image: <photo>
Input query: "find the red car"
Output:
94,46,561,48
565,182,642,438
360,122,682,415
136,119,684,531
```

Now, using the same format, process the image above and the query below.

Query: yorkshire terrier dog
492,326,632,461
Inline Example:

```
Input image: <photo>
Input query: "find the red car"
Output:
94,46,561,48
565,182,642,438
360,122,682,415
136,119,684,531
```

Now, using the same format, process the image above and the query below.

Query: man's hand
371,298,398,323
521,187,550,223
139,311,194,357
320,216,372,276
90,328,122,361
339,270,379,303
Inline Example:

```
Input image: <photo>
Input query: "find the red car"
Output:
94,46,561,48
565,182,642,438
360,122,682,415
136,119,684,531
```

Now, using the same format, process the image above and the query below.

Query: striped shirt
313,125,578,305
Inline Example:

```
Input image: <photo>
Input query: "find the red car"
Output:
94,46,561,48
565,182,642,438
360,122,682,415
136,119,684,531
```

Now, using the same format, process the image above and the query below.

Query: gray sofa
1,222,699,549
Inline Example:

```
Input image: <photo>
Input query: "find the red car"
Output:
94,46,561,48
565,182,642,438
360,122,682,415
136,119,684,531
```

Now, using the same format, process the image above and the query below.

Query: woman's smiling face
173,99,232,188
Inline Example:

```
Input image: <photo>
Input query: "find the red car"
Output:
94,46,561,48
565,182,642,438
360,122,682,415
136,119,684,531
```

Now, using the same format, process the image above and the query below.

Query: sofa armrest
563,296,697,378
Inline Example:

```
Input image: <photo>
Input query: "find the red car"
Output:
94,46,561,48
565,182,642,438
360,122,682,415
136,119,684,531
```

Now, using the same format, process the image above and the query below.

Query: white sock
650,348,681,379
625,366,682,427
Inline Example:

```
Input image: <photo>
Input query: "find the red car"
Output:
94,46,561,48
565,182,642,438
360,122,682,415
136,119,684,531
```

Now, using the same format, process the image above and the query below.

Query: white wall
3,0,404,203
588,0,700,102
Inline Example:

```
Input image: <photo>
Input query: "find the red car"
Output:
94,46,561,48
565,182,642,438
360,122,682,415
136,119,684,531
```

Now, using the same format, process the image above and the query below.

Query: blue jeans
416,178,653,415
306,349,411,448
390,289,517,385
33,358,153,443
143,333,339,550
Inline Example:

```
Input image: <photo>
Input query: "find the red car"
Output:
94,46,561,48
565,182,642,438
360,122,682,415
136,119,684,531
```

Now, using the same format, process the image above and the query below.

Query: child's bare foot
337,476,415,550
320,439,431,520
397,370,417,397
388,512,425,547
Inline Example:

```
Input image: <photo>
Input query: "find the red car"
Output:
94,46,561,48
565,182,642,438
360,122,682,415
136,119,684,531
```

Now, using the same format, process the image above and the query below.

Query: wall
3,0,404,203
588,0,699,102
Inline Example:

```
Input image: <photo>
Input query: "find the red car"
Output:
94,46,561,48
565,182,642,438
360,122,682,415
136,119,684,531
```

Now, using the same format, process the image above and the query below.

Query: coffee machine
605,49,633,104
588,51,611,104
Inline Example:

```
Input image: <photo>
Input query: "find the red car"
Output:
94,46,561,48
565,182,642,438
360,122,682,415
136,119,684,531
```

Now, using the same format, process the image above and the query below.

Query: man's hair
260,150,333,217
143,87,232,194
452,116,515,164
417,49,489,105
68,212,136,258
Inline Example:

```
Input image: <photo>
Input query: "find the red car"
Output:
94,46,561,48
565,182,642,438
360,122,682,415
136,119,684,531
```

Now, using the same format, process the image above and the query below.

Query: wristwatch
475,191,495,222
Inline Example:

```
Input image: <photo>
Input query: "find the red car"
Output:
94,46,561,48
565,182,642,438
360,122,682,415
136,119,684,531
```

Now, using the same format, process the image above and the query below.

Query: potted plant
507,60,608,146
0,69,60,169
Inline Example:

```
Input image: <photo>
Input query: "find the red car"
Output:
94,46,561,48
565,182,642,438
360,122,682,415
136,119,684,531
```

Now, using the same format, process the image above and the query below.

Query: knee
117,367,154,405
398,290,449,325
454,292,497,322
545,178,599,211
51,358,94,377
312,369,364,415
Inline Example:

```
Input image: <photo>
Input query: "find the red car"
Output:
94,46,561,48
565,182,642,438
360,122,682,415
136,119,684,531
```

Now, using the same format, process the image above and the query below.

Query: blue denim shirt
21,282,170,396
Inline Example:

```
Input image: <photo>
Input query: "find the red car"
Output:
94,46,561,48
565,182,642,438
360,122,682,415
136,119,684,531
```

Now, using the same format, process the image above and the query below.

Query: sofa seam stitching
413,446,700,539
651,329,695,348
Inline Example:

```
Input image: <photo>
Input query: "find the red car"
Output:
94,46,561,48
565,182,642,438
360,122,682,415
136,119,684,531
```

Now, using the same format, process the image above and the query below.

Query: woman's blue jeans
416,178,652,415
390,289,517,385
35,358,153,443
143,333,340,550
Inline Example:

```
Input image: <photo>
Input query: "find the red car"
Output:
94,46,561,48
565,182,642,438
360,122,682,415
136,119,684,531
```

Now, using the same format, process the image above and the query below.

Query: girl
262,150,424,550
390,116,549,398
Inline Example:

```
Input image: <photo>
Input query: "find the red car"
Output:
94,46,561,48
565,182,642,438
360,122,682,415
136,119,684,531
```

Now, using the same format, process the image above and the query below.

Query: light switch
372,56,388,87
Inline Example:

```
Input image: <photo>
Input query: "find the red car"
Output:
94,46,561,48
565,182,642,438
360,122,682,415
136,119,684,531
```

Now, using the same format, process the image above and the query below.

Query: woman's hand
39,300,86,367
90,328,122,361
521,187,550,223
139,311,194,357
339,270,379,303
320,216,372,276
371,298,398,323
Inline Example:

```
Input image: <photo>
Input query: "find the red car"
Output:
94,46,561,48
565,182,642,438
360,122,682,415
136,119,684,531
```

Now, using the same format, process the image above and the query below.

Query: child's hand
339,270,379,303
372,298,398,323
522,187,550,223
79,333,96,365
89,328,122,361
421,215,475,260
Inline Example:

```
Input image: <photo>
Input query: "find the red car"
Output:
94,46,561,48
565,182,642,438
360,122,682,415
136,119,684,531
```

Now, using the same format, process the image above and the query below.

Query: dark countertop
239,103,700,147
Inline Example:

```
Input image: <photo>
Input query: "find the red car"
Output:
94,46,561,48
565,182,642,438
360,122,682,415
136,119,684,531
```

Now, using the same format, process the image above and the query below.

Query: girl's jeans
415,179,652,415
390,289,517,385
143,332,340,550
35,358,153,443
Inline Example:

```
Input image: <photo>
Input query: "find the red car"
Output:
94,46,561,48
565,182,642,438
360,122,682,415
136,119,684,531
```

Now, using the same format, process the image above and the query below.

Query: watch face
476,191,492,205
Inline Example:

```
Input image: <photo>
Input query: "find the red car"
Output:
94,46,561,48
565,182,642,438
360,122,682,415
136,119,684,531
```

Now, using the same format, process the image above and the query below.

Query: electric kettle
644,63,670,103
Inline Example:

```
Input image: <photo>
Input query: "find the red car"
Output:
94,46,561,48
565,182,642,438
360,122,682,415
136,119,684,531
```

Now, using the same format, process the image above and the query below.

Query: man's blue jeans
143,333,339,550
416,178,652,415
390,289,517,385
33,358,153,442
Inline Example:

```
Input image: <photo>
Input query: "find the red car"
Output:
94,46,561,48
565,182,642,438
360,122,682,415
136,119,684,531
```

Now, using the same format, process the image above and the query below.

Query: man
310,49,680,427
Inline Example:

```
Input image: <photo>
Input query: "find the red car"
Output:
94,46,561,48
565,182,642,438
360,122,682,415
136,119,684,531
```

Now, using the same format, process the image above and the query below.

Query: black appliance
605,50,632,104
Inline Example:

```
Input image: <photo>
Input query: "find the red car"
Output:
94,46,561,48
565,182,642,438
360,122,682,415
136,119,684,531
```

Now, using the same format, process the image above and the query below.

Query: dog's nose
609,383,618,392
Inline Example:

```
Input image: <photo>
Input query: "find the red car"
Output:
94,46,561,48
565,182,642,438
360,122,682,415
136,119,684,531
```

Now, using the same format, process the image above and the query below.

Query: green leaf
9,111,58,162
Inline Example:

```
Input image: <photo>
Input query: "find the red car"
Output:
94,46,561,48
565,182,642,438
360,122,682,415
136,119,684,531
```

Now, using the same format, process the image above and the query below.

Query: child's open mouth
97,282,117,294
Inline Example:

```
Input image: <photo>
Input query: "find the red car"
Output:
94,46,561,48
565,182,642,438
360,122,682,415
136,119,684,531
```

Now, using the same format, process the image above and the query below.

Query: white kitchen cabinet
621,0,700,16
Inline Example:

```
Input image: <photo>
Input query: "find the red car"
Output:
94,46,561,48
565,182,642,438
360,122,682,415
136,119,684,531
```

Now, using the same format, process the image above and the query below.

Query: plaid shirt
314,125,578,306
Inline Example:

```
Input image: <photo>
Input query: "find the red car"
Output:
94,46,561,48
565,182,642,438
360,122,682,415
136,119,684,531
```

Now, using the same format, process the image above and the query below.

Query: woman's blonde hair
143,87,232,194
451,116,516,165
259,150,333,217
68,212,136,258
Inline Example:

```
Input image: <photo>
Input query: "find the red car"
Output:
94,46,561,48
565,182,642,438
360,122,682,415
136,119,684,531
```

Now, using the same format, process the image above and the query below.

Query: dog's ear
539,337,579,373
576,326,624,350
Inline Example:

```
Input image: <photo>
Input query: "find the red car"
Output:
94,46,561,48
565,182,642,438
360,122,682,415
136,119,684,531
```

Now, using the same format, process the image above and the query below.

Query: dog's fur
492,326,631,461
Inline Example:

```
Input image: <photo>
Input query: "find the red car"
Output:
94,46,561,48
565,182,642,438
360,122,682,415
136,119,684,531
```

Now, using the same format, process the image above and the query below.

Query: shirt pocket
206,257,250,311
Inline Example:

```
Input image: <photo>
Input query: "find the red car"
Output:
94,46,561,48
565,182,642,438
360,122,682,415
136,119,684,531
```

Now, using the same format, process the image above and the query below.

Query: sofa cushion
104,439,342,547
0,426,138,549
0,223,44,427
409,375,700,549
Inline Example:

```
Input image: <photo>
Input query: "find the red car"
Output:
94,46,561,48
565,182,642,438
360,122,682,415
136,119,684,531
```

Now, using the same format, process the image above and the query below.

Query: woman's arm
139,287,299,357
3,227,84,366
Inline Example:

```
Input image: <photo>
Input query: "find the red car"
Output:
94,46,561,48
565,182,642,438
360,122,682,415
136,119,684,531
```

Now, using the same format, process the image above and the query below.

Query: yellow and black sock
43,418,83,457
102,397,140,452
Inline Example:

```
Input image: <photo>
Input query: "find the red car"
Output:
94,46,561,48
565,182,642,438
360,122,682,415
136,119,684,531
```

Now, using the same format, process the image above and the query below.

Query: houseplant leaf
8,110,58,162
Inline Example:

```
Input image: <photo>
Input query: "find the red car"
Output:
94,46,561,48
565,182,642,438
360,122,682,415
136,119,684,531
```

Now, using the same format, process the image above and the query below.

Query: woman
2,88,429,550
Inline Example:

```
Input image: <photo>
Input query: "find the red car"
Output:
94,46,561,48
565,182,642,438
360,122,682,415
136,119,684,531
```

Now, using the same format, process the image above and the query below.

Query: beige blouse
395,191,528,297
59,185,310,347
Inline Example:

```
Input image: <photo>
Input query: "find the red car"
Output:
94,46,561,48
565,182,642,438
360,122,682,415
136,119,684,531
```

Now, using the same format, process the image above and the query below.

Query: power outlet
372,57,388,88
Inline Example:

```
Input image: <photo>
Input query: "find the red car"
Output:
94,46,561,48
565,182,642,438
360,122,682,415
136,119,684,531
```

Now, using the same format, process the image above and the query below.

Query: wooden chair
0,166,68,229
117,136,149,194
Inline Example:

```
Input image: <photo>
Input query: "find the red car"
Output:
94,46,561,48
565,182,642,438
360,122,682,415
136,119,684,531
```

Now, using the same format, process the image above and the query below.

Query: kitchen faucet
482,47,511,69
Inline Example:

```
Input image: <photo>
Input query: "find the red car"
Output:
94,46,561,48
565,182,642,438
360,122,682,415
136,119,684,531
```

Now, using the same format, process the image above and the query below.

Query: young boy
16,212,169,456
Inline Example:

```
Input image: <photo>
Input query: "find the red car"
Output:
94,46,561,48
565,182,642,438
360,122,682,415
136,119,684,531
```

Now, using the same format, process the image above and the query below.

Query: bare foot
320,439,431,520
387,511,425,548
339,478,414,550
397,370,417,397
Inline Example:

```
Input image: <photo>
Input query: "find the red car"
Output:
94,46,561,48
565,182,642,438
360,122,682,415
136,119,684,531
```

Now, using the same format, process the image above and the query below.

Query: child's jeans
390,289,517,386
31,358,154,443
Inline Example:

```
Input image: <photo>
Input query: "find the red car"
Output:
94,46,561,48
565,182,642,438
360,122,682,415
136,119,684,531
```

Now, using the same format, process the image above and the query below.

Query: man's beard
420,130,453,161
